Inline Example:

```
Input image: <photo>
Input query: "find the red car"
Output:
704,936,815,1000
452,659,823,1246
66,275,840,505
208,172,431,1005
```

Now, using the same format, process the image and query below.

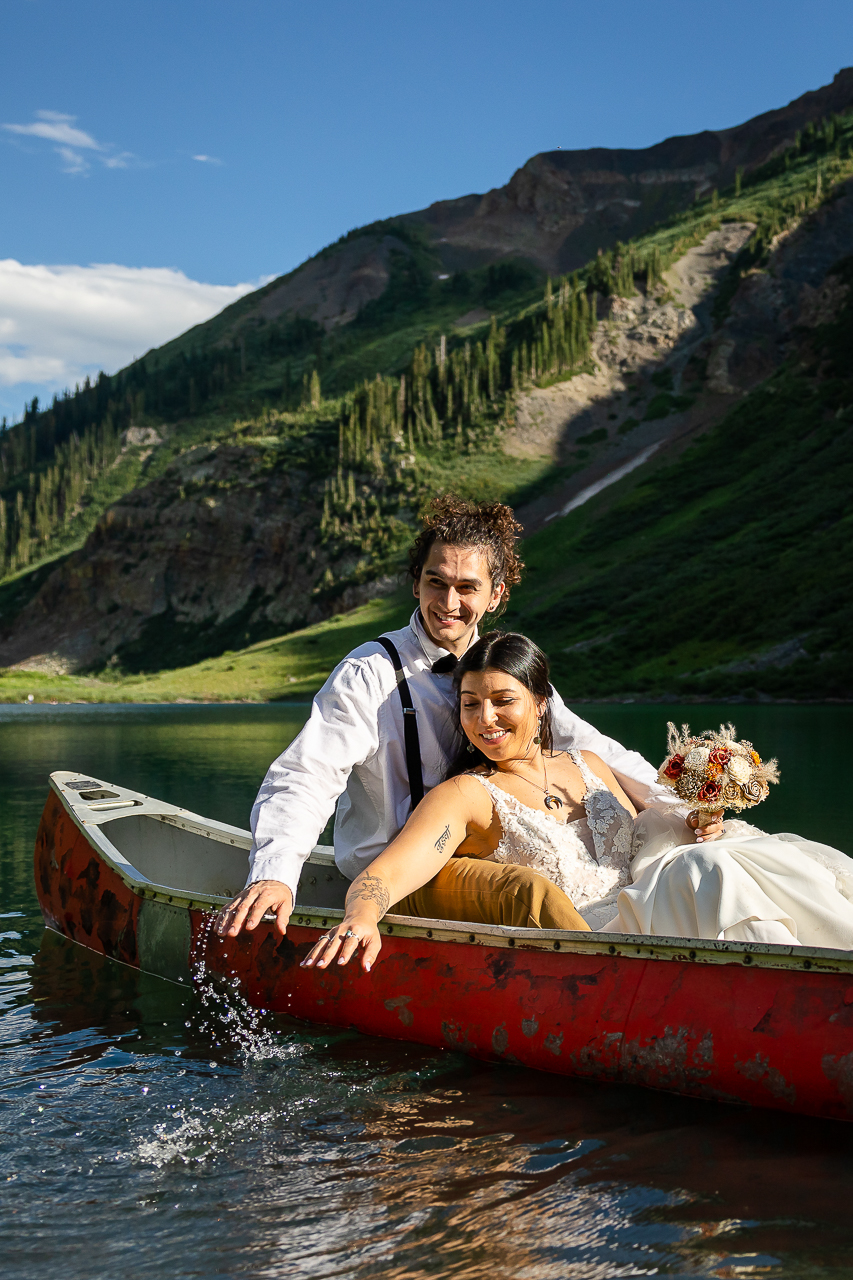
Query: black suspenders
375,637,425,809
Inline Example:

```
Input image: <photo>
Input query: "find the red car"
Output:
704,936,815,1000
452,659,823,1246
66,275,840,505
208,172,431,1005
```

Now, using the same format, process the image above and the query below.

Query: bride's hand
300,914,382,973
688,810,724,842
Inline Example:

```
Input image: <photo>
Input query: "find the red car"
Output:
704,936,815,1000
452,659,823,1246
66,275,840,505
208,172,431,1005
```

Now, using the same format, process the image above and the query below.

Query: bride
303,632,853,972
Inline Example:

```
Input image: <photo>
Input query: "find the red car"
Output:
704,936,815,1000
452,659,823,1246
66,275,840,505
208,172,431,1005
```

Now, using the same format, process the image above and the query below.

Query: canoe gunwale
292,908,853,975
45,770,853,977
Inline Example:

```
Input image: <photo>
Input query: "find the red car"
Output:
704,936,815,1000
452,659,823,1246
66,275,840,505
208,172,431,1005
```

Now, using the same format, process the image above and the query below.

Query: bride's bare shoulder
579,750,610,773
429,772,493,814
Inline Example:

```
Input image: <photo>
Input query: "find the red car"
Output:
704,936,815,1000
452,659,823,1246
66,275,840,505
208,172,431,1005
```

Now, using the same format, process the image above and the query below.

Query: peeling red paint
33,790,853,1121
34,794,140,967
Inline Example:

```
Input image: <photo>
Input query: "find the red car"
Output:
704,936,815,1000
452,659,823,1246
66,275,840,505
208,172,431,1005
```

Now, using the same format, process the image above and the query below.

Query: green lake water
2,701,853,1279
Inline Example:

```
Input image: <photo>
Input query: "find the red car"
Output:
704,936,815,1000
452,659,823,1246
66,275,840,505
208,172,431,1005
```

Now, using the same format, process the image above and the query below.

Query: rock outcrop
406,69,853,276
193,70,853,335
0,443,396,673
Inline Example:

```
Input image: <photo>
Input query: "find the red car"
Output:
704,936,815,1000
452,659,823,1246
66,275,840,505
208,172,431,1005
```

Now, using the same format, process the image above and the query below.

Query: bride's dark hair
445,631,554,779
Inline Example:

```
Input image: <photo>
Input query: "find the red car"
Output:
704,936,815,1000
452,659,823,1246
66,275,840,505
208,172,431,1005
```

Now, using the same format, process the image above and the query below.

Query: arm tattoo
348,870,391,919
434,824,451,855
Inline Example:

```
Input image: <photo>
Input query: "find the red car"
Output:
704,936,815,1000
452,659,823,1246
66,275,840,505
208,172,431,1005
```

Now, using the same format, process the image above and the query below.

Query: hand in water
687,810,725,843
215,880,293,937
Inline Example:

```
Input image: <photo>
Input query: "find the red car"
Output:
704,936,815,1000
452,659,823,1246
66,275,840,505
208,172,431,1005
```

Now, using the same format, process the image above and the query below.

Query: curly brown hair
408,494,524,613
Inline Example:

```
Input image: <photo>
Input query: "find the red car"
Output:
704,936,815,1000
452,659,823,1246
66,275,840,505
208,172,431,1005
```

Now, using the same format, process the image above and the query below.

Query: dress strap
569,750,607,796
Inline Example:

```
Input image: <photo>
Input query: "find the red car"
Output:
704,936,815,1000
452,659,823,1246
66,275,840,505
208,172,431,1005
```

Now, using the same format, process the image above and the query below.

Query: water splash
189,910,299,1065
135,1099,279,1169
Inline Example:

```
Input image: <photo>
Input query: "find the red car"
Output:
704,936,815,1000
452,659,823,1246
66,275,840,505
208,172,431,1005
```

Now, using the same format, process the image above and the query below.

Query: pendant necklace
541,755,564,811
502,753,564,811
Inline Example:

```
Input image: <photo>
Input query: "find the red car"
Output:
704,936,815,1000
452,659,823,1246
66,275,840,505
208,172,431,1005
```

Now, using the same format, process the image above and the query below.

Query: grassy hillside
3,110,851,588
1,111,852,699
0,592,414,703
4,248,852,709
2,252,851,707
505,259,853,701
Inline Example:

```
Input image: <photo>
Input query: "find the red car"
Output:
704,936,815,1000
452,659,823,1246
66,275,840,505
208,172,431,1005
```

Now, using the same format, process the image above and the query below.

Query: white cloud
193,154,223,165
0,261,262,421
4,110,101,150
103,152,135,169
1,110,138,173
57,146,89,175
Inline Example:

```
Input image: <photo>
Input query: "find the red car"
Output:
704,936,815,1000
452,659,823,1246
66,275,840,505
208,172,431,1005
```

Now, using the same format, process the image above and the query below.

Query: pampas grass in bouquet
658,723,780,828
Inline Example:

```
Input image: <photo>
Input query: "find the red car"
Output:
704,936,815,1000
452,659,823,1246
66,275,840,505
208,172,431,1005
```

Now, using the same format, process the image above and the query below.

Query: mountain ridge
1,72,852,700
143,68,853,341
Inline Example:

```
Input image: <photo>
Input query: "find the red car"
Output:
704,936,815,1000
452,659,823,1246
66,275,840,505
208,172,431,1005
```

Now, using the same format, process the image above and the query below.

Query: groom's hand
215,880,294,938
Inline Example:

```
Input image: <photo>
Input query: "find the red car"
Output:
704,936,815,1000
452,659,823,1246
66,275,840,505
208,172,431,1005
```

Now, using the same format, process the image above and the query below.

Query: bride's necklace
499,752,564,811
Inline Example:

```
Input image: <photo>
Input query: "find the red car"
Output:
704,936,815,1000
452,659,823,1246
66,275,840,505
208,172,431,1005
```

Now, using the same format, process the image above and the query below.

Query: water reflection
2,703,853,1278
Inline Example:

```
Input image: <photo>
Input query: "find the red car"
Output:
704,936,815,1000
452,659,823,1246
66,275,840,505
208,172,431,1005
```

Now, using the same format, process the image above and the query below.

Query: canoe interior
44,770,349,908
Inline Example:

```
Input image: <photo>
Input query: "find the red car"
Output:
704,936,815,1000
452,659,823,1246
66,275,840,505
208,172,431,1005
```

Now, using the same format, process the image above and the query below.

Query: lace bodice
471,751,635,929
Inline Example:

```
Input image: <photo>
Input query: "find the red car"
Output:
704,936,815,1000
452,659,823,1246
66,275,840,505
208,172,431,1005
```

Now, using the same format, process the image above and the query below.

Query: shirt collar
410,608,479,667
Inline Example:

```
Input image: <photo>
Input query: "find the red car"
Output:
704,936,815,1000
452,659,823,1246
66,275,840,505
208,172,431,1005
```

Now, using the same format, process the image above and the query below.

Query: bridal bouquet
658,722,779,823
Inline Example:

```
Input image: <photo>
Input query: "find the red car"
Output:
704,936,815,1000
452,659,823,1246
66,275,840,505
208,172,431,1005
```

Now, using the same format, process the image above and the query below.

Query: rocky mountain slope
1,74,852,698
188,67,853,334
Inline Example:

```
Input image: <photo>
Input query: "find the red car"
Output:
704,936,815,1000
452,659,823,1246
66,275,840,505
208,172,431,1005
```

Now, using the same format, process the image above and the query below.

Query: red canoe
34,770,853,1120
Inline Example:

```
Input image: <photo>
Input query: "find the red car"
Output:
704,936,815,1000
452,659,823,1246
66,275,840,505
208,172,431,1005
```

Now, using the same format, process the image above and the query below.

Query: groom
217,494,688,940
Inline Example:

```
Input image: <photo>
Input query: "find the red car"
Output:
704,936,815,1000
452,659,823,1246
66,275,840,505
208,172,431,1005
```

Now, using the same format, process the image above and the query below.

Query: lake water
2,701,853,1279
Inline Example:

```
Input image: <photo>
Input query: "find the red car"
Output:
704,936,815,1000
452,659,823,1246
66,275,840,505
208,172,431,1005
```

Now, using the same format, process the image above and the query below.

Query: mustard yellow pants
392,857,590,931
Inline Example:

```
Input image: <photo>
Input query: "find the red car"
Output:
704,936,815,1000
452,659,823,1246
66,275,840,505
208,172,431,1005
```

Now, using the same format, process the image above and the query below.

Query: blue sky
2,0,852,420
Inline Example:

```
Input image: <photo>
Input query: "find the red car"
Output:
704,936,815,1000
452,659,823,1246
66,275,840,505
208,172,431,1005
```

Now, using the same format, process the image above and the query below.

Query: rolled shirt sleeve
248,659,381,899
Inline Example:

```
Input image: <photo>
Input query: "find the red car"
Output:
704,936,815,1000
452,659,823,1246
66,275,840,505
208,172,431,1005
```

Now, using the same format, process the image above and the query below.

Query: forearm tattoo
348,870,391,919
434,824,451,855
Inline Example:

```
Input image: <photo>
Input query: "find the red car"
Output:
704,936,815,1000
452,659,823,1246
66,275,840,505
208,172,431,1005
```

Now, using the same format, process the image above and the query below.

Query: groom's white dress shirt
249,610,671,897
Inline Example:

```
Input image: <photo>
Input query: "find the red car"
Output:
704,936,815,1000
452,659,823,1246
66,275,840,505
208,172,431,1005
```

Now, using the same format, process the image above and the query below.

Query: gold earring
533,717,542,745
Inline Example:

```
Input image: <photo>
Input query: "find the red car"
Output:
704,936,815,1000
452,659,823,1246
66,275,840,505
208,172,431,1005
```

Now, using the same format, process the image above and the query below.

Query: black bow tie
431,653,458,674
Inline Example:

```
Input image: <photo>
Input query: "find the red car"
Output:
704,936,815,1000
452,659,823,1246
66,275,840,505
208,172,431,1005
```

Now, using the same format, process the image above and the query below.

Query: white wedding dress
472,751,636,930
473,752,853,948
